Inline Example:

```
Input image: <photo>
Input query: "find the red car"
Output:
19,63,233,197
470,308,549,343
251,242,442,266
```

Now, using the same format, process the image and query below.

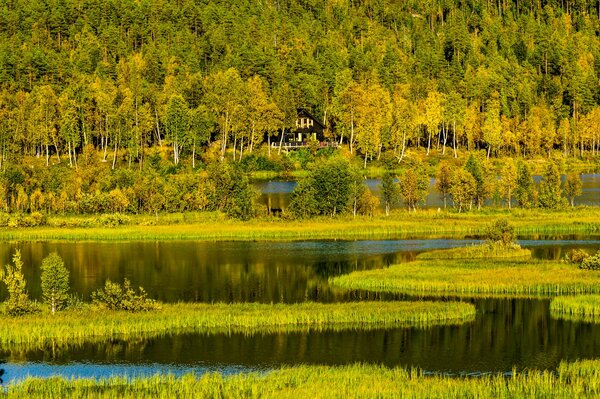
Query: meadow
0,208,598,241
7,360,600,398
330,257,600,298
0,301,475,350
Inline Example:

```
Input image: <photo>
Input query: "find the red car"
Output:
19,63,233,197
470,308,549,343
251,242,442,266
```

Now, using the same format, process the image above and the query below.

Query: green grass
416,243,532,260
330,257,600,298
8,360,600,398
550,295,600,322
0,208,598,241
0,301,475,350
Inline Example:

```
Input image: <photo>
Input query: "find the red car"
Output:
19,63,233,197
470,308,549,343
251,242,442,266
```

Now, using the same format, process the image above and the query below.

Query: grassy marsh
7,360,600,398
330,258,600,298
550,295,600,322
0,301,475,349
0,208,598,241
416,243,532,260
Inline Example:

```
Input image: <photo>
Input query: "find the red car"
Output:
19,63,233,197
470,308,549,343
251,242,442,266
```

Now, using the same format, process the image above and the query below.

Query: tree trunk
453,120,458,158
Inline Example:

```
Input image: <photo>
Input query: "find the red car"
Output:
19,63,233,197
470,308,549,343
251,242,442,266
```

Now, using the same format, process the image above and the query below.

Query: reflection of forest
4,299,600,373
1,240,599,303
0,241,417,303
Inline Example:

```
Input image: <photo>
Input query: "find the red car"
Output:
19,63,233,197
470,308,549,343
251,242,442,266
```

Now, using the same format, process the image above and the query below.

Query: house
271,109,336,149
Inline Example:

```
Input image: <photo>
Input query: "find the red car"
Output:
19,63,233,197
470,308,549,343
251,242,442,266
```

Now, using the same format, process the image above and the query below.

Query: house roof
297,108,325,129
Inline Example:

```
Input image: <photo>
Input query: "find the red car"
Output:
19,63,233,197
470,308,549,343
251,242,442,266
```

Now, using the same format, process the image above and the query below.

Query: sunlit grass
416,243,531,260
550,295,600,323
0,208,598,241
7,360,600,398
0,301,475,350
330,257,600,298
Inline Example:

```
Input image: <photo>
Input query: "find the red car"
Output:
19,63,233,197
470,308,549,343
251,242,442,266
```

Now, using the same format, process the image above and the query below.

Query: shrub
485,219,516,246
92,279,157,312
580,251,600,271
566,249,591,264
96,213,130,227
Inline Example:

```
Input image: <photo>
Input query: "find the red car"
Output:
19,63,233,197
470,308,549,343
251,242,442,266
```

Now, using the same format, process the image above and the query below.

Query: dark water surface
1,237,600,383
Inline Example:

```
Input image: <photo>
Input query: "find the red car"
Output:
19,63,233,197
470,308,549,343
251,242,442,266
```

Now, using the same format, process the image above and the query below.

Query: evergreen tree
435,161,452,209
464,154,490,210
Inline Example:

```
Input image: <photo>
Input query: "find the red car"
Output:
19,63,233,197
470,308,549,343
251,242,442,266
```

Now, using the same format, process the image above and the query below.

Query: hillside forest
0,0,598,220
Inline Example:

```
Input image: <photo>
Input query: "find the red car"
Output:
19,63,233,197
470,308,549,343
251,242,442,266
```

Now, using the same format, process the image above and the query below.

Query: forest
1,0,600,166
0,0,599,219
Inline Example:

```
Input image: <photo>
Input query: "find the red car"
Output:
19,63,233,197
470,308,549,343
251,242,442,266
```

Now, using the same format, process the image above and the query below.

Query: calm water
1,238,600,383
255,173,600,210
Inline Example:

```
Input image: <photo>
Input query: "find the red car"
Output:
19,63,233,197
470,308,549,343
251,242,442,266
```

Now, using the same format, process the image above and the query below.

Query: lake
1,237,600,383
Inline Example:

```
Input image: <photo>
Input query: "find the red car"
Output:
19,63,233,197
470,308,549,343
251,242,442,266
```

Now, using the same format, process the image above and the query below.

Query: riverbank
7,359,600,398
1,208,599,241
0,301,475,349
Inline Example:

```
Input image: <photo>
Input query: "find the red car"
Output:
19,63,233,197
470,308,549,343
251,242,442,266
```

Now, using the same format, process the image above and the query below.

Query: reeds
0,301,476,350
550,295,600,322
416,243,532,260
7,360,600,398
330,258,600,298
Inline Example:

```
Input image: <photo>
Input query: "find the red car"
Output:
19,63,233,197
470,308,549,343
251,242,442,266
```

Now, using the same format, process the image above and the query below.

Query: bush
96,213,131,227
485,219,516,246
580,251,600,271
92,279,157,312
566,249,591,264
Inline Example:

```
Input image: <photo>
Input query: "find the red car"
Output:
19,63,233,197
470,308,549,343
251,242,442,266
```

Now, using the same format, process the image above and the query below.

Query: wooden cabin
270,109,336,149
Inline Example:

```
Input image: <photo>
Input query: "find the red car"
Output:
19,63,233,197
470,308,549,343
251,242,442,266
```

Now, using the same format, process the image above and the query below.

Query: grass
550,295,600,322
330,256,600,298
0,301,476,350
7,360,600,398
416,242,532,260
0,208,598,241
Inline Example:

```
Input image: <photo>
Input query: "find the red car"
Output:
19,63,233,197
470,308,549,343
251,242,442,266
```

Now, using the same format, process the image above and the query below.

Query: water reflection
3,298,600,380
0,238,599,303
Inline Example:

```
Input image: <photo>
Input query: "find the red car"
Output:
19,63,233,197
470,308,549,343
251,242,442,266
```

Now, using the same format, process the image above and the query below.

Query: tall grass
330,258,600,298
416,243,532,260
7,360,600,398
0,208,598,241
550,295,600,322
0,301,475,350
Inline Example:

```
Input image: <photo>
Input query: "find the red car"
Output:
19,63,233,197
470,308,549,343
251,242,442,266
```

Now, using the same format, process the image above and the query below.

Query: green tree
564,173,583,208
514,161,535,208
435,161,452,209
449,169,476,212
0,250,34,316
400,166,429,212
500,160,518,209
380,171,399,216
164,94,189,165
41,253,70,314
538,162,566,209
464,154,490,210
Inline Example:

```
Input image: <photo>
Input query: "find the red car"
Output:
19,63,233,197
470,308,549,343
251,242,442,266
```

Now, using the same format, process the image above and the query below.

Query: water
255,173,600,210
1,237,600,383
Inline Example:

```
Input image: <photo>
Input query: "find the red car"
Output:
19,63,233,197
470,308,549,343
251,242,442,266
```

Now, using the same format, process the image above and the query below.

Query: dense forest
1,0,600,168
0,0,598,219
